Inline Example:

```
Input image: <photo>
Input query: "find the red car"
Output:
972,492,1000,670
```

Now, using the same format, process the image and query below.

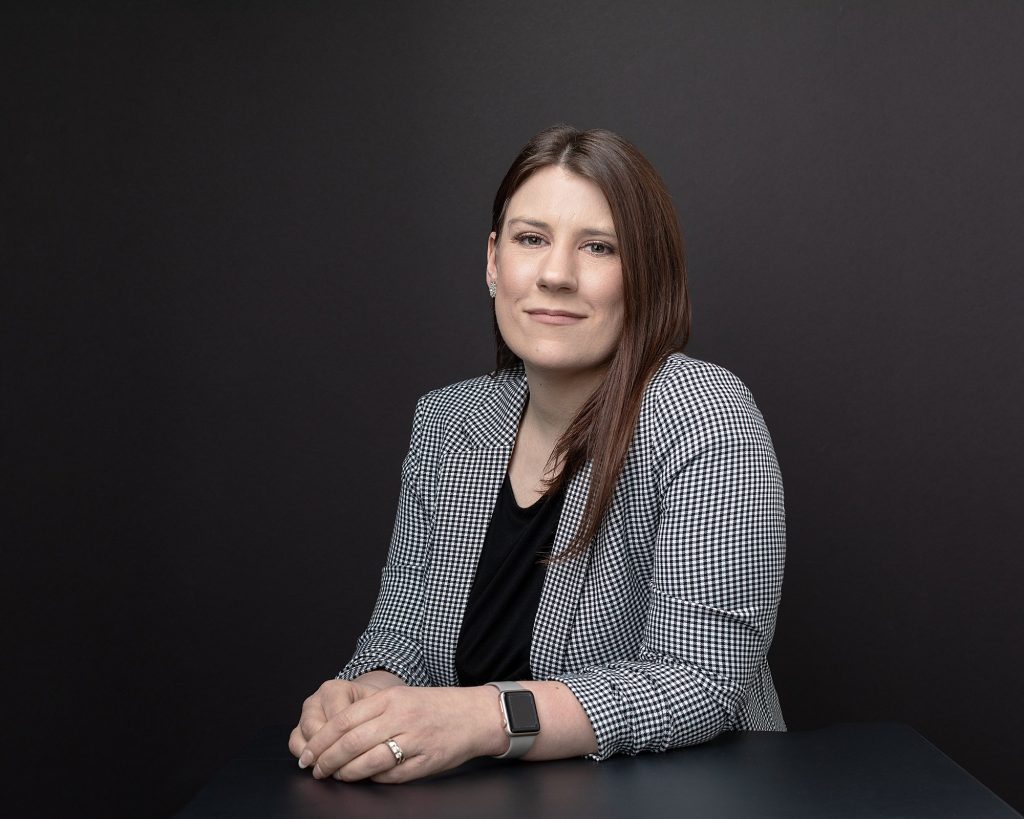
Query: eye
583,241,615,256
513,232,545,247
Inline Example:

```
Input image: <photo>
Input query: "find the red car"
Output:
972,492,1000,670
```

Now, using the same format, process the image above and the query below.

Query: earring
488,280,497,298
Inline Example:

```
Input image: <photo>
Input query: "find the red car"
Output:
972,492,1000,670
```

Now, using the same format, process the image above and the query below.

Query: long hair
490,125,691,561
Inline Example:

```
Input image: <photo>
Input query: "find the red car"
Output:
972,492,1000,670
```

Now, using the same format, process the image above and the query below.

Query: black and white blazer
338,353,786,760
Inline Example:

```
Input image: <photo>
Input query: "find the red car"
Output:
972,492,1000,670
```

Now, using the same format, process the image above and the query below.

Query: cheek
603,287,626,343
493,296,521,341
596,277,625,322
497,260,533,298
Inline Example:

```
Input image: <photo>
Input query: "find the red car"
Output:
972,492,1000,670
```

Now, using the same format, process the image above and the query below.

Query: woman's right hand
289,678,384,760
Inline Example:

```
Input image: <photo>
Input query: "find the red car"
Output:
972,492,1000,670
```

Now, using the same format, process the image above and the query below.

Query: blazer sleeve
335,396,433,686
552,370,786,759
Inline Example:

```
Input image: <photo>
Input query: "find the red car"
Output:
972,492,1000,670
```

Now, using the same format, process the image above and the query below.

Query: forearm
519,680,599,759
354,669,407,690
472,680,599,760
552,660,738,759
337,632,431,686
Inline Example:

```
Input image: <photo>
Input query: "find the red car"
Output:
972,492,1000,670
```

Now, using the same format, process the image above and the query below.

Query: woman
289,125,786,783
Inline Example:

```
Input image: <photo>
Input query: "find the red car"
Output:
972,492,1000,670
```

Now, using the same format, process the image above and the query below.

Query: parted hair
490,125,691,560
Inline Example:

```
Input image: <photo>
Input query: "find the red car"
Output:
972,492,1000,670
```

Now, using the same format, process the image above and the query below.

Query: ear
486,231,498,287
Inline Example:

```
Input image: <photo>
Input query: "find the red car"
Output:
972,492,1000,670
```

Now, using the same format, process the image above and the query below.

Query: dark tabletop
175,723,1021,818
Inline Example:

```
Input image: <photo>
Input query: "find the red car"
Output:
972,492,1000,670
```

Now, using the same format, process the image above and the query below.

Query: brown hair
490,125,691,561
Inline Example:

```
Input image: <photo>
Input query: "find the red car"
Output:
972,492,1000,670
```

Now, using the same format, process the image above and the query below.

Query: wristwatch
487,681,540,759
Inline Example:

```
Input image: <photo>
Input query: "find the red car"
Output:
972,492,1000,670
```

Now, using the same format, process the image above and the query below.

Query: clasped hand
288,679,503,783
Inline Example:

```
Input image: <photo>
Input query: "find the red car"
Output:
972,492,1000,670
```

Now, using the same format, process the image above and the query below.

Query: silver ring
384,738,405,765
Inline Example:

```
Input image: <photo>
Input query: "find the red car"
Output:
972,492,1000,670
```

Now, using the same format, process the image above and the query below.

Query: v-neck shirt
454,470,566,687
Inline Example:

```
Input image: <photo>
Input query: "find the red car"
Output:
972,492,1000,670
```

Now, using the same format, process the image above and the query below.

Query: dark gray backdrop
4,2,1022,816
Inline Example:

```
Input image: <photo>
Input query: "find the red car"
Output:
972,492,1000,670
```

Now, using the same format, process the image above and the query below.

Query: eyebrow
507,217,618,239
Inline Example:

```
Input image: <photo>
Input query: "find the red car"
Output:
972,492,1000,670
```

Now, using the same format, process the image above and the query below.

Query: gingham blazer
337,352,786,760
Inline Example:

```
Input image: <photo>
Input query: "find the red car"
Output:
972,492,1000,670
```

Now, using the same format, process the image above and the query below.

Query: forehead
506,166,614,227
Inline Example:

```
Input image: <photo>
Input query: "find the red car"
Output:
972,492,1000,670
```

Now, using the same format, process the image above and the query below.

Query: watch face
504,690,540,734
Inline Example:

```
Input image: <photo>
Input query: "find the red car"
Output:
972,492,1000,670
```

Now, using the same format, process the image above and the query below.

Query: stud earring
488,280,497,298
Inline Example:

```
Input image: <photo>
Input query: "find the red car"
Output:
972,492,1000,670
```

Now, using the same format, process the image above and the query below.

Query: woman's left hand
297,684,505,783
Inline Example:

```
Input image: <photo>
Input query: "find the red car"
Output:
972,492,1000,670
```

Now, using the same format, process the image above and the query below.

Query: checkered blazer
337,352,786,760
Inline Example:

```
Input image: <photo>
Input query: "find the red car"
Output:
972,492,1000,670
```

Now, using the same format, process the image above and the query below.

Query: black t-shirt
454,471,566,687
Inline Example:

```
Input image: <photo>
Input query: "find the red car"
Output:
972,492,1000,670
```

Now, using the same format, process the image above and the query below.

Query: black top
454,471,566,687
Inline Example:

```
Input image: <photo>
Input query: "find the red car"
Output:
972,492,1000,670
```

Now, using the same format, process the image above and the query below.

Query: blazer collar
461,364,529,450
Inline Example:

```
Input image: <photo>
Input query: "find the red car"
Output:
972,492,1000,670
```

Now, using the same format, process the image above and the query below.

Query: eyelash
512,232,616,256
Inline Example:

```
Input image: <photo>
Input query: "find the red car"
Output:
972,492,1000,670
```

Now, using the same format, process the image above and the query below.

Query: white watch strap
501,732,535,759
487,681,537,759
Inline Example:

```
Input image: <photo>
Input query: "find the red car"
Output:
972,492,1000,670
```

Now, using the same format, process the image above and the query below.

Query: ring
384,738,405,766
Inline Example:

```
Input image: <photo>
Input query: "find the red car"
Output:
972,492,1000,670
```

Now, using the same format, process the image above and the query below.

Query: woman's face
487,165,625,379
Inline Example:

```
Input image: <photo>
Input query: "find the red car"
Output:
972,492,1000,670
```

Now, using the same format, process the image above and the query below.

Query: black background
3,2,1023,816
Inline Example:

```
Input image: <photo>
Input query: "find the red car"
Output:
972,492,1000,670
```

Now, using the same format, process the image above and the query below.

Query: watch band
487,681,539,759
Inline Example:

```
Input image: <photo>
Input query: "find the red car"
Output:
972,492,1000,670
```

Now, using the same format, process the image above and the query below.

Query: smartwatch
487,681,540,759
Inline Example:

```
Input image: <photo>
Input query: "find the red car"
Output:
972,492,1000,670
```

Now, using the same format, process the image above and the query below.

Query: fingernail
298,749,313,769
312,764,323,779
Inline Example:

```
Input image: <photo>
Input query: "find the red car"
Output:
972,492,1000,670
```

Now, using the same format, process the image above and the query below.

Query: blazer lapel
422,368,528,686
530,461,595,678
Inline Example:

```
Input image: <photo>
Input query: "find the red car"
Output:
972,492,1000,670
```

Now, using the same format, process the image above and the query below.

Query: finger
320,681,358,719
313,715,398,778
333,736,412,782
299,709,327,744
288,725,306,758
300,694,388,770
298,689,333,742
370,752,430,784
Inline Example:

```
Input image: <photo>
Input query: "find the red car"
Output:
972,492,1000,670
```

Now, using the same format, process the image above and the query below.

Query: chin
504,336,617,376
519,355,612,377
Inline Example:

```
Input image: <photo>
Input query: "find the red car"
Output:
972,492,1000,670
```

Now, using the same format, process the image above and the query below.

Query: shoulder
414,364,523,420
645,353,760,419
638,353,772,454
404,365,526,454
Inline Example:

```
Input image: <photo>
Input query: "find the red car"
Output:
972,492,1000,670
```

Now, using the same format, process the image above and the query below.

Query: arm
552,384,786,759
295,678,597,782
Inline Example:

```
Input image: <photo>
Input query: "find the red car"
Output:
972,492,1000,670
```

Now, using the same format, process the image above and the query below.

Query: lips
526,309,585,318
526,308,585,325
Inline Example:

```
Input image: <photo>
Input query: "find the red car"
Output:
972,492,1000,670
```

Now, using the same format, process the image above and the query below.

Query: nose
535,241,577,292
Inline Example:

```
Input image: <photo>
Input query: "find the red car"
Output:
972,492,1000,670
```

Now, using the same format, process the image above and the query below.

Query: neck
520,362,608,442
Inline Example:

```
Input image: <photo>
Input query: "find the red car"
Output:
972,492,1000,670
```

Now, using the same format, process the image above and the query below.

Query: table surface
175,723,1021,819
